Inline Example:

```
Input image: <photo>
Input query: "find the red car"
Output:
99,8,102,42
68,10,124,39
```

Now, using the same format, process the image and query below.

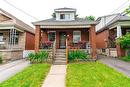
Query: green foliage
68,50,90,61
116,33,130,49
124,5,130,16
52,13,56,18
121,55,130,62
28,50,49,63
0,54,2,64
75,14,79,18
86,15,95,21
0,64,50,87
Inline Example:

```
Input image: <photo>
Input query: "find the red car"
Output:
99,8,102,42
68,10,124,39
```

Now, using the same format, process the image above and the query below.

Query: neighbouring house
32,7,97,59
0,8,35,62
96,13,130,57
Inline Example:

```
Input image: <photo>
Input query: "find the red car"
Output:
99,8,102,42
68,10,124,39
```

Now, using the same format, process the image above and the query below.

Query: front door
59,32,67,49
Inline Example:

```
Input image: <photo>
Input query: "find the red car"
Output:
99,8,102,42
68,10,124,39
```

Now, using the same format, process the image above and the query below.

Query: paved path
42,65,66,87
0,59,30,83
99,55,130,77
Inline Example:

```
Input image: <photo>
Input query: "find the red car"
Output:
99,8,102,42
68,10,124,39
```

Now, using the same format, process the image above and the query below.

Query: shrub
68,50,90,61
121,55,130,62
28,50,49,63
0,55,2,64
116,33,130,49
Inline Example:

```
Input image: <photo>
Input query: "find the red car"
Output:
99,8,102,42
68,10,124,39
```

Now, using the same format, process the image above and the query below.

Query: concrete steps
53,49,66,65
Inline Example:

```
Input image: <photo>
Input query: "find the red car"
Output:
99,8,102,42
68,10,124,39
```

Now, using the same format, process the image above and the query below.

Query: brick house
32,7,97,59
96,13,130,57
0,8,35,62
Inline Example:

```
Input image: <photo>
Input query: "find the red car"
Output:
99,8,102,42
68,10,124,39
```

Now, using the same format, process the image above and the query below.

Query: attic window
60,14,65,19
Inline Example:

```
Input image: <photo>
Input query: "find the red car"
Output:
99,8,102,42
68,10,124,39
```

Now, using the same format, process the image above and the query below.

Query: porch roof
32,18,97,28
96,14,130,33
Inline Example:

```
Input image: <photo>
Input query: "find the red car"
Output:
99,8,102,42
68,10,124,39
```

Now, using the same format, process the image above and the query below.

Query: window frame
73,31,81,43
48,31,56,41
60,14,65,19
0,33,3,42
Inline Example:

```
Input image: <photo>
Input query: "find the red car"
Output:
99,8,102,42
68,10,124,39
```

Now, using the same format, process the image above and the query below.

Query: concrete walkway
99,55,130,77
0,59,30,83
42,65,66,87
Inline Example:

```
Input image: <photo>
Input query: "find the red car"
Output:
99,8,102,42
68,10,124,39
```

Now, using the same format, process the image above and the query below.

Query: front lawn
66,62,130,87
0,64,50,87
121,55,130,62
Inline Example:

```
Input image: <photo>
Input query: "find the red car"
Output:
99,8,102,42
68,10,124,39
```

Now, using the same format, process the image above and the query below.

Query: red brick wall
96,30,109,49
25,32,35,50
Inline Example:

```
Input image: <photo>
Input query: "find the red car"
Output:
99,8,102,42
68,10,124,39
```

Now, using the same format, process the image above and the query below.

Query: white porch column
117,25,122,38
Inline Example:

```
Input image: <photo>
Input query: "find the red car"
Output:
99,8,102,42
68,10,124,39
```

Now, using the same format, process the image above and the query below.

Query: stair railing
66,38,69,64
52,40,56,64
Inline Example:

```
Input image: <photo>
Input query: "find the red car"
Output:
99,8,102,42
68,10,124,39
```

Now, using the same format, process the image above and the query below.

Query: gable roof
54,7,76,12
96,14,130,33
0,8,34,34
32,18,97,26
96,13,119,21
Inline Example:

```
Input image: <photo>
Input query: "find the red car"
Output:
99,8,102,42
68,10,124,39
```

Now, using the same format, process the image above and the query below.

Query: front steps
53,49,66,65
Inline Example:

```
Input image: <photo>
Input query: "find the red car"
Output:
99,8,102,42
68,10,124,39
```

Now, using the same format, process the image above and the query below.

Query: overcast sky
0,0,130,27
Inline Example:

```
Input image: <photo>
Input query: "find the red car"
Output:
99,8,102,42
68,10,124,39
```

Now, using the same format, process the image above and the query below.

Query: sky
0,0,130,27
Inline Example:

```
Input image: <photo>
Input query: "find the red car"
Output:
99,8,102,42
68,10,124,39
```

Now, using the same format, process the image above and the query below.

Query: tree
85,15,95,21
52,13,56,18
116,33,130,50
124,5,130,16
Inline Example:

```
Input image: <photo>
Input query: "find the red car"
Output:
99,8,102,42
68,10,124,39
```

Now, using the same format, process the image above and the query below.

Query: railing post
52,40,56,64
66,38,68,64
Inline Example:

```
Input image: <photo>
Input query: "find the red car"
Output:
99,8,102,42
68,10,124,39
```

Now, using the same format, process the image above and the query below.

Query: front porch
40,29,90,49
0,28,25,62
35,25,97,59
108,24,130,57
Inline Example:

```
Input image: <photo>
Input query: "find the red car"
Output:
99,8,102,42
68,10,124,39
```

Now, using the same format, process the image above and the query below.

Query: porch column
35,25,41,52
116,25,125,57
8,29,17,49
89,25,96,59
117,25,122,38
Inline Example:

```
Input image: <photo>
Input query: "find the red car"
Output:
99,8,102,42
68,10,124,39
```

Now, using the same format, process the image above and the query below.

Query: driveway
0,59,30,83
98,55,130,77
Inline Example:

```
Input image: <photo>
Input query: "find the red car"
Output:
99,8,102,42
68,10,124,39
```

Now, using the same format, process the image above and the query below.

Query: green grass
0,64,50,87
66,62,130,87
121,56,130,62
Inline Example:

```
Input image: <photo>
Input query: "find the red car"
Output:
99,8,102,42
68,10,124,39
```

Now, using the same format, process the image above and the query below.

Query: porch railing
66,39,69,64
52,40,56,63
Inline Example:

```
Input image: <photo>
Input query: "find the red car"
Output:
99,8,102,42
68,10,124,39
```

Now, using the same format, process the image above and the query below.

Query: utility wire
3,0,39,20
111,0,129,13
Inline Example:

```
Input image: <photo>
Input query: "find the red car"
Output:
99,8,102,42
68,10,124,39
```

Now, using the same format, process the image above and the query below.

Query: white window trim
48,31,56,41
73,31,81,43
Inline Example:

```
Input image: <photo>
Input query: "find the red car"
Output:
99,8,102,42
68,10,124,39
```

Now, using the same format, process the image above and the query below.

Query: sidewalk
42,65,66,87
0,59,30,83
99,55,130,77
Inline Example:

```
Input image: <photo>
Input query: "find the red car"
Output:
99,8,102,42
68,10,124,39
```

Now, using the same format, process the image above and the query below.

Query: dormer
54,7,76,21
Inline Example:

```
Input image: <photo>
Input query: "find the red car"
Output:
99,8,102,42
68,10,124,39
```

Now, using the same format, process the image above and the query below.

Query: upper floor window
66,14,70,20
60,14,65,19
